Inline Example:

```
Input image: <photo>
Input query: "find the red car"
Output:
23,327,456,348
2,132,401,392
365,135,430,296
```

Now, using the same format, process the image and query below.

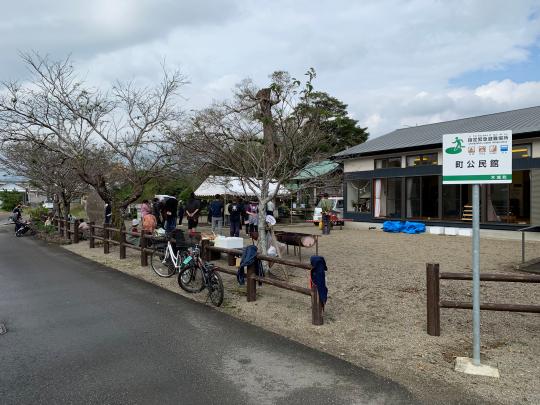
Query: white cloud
1,0,540,139
396,80,540,130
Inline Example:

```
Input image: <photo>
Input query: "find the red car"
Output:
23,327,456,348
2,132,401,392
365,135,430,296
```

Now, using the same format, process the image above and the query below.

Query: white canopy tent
194,176,288,198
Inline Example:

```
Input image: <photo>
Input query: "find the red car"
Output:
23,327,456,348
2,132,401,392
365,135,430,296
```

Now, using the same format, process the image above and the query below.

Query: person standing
247,201,259,236
224,201,231,227
228,197,243,237
164,196,178,233
142,212,157,234
152,198,163,228
140,200,151,218
177,201,185,226
209,194,224,235
318,193,333,235
12,203,23,232
185,192,201,234
104,202,112,225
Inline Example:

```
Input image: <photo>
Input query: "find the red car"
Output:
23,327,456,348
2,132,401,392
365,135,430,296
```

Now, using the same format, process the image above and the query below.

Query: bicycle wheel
178,264,205,293
150,249,176,278
208,270,224,307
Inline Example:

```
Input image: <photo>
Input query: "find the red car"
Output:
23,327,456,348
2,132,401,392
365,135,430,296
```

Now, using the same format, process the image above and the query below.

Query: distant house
333,106,540,228
0,172,47,205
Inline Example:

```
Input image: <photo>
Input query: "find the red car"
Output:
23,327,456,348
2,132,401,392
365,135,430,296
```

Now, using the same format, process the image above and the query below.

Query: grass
70,203,86,219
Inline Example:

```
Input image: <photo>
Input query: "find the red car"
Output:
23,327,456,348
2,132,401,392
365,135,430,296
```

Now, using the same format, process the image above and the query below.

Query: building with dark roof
333,106,540,228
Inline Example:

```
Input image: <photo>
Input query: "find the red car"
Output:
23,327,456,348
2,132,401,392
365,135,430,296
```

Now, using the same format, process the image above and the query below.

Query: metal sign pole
472,183,481,365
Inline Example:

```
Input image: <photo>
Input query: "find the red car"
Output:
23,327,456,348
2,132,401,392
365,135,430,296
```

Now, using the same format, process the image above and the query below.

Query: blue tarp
382,221,403,233
402,221,426,234
382,221,425,234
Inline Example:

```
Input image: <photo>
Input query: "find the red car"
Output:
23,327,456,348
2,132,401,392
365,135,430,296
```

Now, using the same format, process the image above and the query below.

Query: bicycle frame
161,241,180,269
161,241,200,270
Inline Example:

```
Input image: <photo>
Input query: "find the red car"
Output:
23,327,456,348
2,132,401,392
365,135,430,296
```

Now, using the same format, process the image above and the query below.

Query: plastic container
215,237,244,249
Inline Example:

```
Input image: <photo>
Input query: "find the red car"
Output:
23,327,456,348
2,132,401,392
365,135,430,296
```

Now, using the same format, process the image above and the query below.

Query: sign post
442,130,511,377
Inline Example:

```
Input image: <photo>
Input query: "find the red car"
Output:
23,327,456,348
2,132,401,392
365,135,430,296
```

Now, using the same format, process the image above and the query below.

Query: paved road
0,227,417,405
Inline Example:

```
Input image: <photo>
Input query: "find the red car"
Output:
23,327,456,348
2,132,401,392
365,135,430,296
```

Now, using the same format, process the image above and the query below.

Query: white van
313,197,344,226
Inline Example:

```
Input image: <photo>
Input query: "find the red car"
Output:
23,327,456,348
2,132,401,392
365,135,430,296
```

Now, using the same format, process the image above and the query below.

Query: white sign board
442,131,512,184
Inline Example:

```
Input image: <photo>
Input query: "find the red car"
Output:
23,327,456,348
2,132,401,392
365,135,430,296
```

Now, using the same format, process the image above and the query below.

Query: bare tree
0,141,86,221
0,53,187,226
176,69,327,257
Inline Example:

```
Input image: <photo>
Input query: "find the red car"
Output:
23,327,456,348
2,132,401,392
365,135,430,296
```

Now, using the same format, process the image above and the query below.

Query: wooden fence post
311,285,324,325
73,220,79,244
426,263,441,336
67,219,72,241
89,222,95,248
246,263,257,302
140,232,148,266
201,239,210,262
103,223,110,254
119,225,126,259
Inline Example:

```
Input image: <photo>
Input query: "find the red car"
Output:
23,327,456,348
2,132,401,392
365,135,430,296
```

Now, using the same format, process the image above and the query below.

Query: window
375,157,401,169
406,153,438,167
442,184,461,220
512,144,531,159
346,180,371,213
374,178,402,218
405,175,440,219
406,177,421,217
386,178,402,218
486,170,530,224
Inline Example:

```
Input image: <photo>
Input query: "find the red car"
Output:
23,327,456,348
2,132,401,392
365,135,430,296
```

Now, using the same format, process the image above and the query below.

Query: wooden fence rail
203,242,324,325
426,263,540,336
51,217,325,325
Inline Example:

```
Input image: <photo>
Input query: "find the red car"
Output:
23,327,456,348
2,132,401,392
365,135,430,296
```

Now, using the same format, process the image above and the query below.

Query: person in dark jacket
228,197,243,237
185,192,201,234
104,202,112,225
177,201,185,226
209,194,224,235
164,196,178,233
12,203,23,232
152,198,163,228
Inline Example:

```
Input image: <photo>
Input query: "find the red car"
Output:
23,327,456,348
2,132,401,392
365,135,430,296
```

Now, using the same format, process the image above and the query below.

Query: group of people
123,193,278,244
207,194,276,238
135,193,202,239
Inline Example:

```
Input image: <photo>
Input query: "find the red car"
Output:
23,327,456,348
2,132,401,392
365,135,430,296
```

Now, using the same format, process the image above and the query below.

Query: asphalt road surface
0,226,418,405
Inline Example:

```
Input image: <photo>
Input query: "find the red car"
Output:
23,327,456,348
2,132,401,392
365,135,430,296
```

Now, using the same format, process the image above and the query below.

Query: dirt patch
62,224,540,405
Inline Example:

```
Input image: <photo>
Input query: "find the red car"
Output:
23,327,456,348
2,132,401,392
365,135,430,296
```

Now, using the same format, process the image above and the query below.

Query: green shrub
34,221,55,234
27,206,49,222
0,191,24,211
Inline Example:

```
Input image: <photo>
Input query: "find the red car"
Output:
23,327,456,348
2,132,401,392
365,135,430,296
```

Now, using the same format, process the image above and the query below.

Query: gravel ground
61,223,540,405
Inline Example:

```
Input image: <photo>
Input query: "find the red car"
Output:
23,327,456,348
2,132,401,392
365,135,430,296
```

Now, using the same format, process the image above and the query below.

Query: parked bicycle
150,236,190,278
177,244,224,307
150,237,224,307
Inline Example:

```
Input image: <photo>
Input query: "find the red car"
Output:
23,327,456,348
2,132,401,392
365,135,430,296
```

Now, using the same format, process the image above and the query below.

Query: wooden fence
202,242,324,325
426,263,540,336
52,217,325,325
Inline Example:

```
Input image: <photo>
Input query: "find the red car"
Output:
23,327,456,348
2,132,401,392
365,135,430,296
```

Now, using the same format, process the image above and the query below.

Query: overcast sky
1,0,540,138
